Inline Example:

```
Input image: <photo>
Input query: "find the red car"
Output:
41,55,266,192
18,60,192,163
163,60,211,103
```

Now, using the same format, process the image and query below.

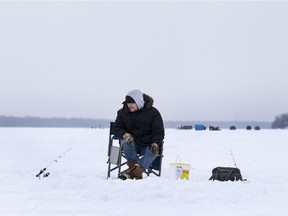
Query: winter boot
118,163,143,180
118,161,135,178
127,161,136,169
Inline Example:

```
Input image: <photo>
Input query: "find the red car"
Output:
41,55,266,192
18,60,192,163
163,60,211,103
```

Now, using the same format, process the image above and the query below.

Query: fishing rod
36,147,72,179
230,150,247,181
230,149,238,168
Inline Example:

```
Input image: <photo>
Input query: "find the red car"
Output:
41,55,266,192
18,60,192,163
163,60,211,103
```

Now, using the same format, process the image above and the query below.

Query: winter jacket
112,94,165,147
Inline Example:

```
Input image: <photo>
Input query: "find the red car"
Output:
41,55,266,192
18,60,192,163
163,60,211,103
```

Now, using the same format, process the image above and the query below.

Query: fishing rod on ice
230,150,238,168
230,149,247,181
36,147,72,179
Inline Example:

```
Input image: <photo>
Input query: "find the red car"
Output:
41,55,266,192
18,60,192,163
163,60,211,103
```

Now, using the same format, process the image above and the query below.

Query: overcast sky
1,1,287,122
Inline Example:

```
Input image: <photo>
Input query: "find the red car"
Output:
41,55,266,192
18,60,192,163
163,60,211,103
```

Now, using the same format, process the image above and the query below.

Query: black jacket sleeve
112,109,126,139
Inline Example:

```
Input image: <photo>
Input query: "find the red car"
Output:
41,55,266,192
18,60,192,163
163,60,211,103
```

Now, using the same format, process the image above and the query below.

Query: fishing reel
35,147,71,180
36,168,50,179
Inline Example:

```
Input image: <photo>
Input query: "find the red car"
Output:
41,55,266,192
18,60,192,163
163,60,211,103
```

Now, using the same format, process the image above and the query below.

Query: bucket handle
175,156,181,163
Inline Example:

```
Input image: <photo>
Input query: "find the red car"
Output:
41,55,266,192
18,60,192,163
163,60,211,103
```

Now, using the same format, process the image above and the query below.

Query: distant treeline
0,116,111,128
271,113,288,129
0,115,272,129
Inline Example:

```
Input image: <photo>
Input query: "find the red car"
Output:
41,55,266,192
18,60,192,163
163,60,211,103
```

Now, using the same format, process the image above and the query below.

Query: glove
123,133,134,144
150,143,159,156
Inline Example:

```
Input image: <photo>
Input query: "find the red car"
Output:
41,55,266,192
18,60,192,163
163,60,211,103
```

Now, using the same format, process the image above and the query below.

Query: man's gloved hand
122,133,134,144
150,143,159,156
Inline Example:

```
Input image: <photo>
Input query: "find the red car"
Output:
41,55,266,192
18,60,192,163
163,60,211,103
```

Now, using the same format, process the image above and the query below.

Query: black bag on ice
209,167,243,181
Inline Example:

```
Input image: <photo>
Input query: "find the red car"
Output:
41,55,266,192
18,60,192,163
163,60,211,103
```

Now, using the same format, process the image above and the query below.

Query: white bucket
169,161,191,180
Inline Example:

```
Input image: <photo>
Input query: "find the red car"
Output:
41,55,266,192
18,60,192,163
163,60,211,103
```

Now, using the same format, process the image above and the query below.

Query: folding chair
107,122,164,179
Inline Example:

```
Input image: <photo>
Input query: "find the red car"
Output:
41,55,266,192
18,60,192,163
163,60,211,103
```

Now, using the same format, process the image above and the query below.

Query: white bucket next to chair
169,157,191,180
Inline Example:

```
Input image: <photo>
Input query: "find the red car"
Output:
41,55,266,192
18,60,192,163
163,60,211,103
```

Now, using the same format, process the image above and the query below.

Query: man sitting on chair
112,89,165,180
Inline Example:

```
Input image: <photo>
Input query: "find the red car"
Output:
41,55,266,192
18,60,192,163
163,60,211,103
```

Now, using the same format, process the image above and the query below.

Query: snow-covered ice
0,127,287,216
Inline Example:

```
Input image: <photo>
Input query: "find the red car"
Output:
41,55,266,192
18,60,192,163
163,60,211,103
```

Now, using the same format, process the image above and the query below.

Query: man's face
127,102,138,112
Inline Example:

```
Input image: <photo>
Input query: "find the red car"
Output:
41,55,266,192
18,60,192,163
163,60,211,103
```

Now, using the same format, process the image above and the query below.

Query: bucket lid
169,162,190,167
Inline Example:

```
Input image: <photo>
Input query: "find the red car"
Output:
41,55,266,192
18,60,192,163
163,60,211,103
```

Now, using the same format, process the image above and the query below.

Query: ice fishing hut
195,124,206,131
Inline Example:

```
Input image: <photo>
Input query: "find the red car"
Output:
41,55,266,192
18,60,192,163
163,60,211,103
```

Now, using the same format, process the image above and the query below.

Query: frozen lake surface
0,128,287,216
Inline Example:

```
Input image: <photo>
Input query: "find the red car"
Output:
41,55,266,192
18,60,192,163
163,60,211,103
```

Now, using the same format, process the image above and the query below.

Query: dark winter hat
125,96,136,104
